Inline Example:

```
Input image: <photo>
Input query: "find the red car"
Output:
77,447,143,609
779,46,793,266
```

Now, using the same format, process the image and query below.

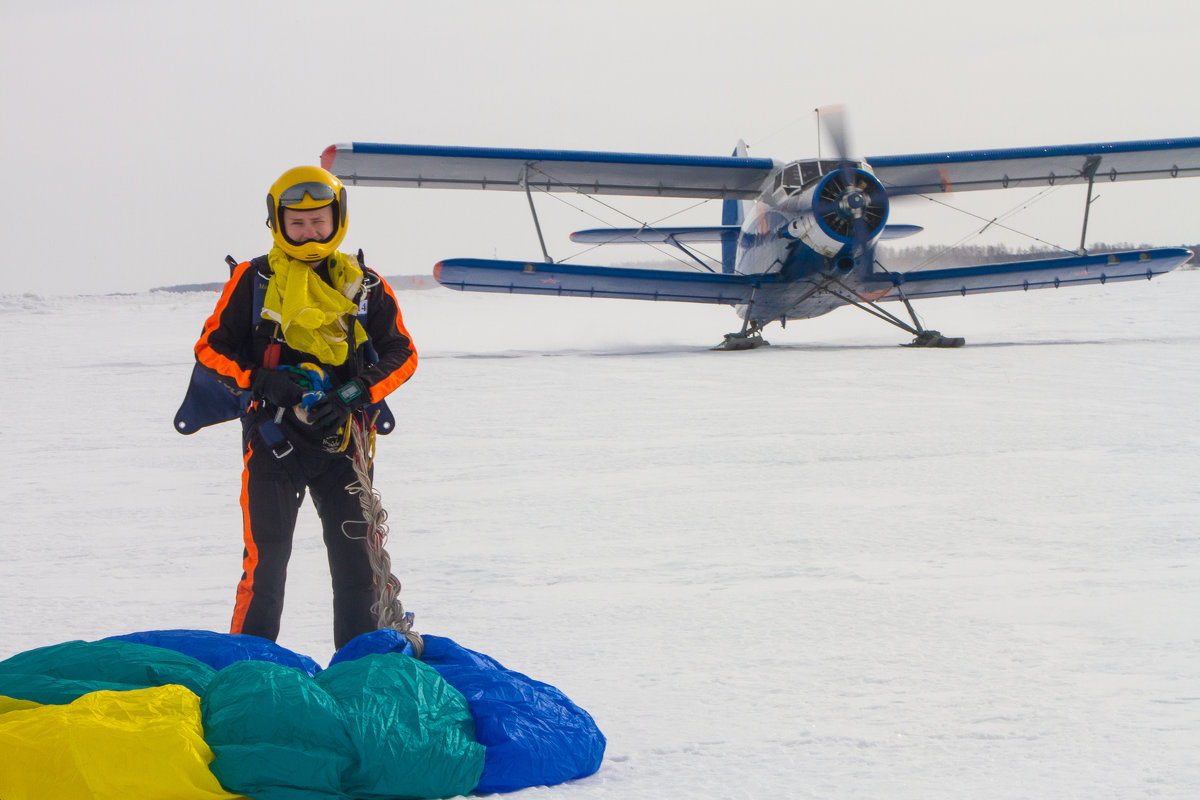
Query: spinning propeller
812,107,888,254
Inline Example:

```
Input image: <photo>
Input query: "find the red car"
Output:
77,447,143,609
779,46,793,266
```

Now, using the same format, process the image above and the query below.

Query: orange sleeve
195,261,257,390
360,273,417,403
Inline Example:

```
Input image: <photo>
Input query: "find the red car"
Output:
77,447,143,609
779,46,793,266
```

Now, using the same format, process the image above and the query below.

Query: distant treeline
876,241,1199,270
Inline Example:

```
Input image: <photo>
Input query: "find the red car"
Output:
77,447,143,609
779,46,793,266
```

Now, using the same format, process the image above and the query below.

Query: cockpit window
777,160,861,194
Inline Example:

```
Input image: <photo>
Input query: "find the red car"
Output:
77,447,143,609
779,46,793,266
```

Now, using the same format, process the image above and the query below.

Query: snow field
1,272,1197,798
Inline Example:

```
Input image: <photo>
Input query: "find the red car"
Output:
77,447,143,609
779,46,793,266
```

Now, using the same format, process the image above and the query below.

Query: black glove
307,378,369,431
252,368,306,408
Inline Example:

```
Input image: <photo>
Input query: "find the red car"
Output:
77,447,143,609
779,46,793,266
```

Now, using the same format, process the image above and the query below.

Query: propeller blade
818,105,852,162
816,105,886,256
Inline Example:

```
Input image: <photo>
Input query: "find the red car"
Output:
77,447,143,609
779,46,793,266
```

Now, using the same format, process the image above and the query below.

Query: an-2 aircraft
322,116,1200,349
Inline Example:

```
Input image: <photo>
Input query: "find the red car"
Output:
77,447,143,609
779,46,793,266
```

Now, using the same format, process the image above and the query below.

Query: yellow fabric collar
261,246,369,366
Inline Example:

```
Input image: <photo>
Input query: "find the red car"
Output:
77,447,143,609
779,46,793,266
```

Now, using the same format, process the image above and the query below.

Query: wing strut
665,234,718,273
521,165,554,264
1078,155,1102,255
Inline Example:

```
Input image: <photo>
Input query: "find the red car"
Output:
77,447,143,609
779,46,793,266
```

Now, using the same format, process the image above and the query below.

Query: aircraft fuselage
733,161,889,324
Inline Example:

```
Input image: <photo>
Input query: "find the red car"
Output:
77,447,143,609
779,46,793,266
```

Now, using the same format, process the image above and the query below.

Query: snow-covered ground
2,271,1198,798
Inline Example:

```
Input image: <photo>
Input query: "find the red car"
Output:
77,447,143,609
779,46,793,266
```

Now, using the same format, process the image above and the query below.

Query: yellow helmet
266,165,348,261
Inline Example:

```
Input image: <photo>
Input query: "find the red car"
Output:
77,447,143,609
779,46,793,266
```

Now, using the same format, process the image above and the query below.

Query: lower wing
433,259,766,305
866,247,1193,300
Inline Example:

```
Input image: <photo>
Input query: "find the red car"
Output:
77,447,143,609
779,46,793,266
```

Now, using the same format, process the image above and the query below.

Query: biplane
322,116,1199,348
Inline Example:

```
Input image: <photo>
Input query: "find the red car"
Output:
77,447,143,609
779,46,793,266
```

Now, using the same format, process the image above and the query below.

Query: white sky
3,0,1198,295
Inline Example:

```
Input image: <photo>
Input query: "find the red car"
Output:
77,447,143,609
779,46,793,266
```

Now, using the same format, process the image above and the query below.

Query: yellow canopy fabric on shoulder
0,684,247,800
261,247,368,365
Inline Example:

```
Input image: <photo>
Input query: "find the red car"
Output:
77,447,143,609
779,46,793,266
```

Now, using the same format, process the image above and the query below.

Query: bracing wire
522,162,738,273
897,183,1076,270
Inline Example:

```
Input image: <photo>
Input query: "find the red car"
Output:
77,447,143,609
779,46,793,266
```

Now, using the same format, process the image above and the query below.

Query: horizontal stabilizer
433,258,768,305
869,137,1200,195
569,226,740,244
323,143,775,200
865,247,1193,300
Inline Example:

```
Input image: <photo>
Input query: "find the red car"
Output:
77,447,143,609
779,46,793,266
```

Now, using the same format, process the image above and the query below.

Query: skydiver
192,166,418,650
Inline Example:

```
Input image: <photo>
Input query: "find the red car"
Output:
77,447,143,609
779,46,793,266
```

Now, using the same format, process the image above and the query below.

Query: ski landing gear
714,320,770,350
894,289,964,348
714,288,771,350
822,274,965,348
711,276,965,350
904,329,965,348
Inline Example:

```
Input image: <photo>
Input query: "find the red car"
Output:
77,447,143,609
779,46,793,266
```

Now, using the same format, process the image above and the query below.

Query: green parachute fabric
0,639,216,703
201,655,484,799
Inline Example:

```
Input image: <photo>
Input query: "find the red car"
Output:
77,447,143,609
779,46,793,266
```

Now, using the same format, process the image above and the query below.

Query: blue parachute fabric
0,639,215,705
328,627,415,666
106,629,322,677
331,629,607,793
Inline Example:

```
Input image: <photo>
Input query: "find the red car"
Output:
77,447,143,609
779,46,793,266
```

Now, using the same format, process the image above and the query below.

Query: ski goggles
278,181,338,209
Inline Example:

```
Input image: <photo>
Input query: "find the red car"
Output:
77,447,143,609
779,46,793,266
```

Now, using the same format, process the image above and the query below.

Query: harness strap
256,409,294,459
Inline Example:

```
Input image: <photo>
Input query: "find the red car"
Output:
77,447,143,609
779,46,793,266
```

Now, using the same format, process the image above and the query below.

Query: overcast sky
3,0,1198,295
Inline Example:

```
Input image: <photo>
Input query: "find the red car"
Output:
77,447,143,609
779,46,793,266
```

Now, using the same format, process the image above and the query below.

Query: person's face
281,205,334,245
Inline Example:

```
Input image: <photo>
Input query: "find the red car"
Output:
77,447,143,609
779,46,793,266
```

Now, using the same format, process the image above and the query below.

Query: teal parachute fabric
333,630,607,793
202,655,483,799
0,639,215,704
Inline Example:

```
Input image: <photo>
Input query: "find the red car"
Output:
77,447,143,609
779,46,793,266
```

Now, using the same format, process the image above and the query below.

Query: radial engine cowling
785,168,889,258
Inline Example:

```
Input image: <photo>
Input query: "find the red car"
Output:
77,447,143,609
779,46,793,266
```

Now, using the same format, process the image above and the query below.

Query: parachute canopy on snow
0,629,605,799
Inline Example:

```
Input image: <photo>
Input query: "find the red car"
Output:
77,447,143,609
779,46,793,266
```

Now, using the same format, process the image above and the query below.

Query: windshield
776,160,858,194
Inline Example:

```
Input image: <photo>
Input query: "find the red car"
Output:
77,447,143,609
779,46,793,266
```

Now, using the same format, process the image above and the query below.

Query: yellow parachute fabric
261,247,368,365
0,684,246,800
0,694,40,714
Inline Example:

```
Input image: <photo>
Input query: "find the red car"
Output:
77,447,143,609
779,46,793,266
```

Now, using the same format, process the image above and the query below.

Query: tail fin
720,139,750,273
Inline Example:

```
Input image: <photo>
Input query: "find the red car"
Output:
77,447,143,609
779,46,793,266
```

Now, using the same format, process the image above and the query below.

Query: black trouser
230,422,376,650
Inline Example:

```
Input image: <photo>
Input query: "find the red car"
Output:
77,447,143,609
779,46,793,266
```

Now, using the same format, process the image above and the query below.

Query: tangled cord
342,412,424,658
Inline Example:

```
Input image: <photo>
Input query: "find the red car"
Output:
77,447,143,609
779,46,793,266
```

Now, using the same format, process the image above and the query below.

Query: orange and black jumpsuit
194,257,417,649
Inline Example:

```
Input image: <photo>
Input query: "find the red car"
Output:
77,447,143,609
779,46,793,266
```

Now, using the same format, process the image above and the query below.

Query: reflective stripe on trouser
230,434,377,649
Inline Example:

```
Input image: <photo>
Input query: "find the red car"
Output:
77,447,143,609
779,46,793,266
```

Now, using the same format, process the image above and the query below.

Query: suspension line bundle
343,413,424,658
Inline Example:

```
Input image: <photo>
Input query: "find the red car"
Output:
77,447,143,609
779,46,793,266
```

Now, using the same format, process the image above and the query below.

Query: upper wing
862,247,1192,300
322,143,776,200
867,137,1200,195
433,258,766,305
